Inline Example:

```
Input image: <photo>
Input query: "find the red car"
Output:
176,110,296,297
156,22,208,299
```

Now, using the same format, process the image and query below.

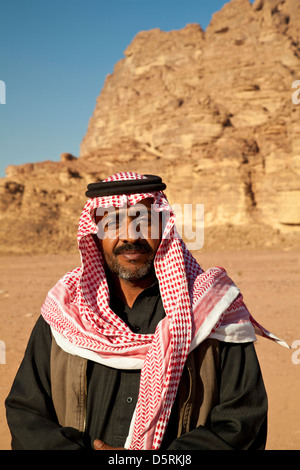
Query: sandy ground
0,250,299,450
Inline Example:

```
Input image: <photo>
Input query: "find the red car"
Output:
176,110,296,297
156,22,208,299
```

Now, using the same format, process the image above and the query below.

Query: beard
104,241,156,282
107,256,155,281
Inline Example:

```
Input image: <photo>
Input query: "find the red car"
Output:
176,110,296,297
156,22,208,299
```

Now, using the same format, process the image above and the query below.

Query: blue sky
0,0,245,178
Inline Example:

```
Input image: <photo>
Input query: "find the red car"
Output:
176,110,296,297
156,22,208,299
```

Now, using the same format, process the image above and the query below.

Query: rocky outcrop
1,0,300,254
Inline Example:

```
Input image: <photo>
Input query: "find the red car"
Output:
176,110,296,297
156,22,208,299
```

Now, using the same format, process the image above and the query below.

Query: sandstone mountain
1,0,300,254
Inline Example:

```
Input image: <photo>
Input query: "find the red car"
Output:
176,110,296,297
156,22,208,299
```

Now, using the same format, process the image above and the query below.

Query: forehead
95,197,154,219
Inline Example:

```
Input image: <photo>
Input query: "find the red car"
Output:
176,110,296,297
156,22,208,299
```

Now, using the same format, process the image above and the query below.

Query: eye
102,216,120,231
136,216,150,225
106,220,116,230
133,215,152,231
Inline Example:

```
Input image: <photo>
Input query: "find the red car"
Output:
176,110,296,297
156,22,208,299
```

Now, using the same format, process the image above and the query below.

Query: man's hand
93,439,126,450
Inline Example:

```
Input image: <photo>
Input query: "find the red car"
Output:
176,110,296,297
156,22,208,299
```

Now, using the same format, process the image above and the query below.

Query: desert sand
0,249,299,450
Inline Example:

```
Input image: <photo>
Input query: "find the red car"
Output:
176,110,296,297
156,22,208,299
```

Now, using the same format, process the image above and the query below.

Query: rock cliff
1,0,300,254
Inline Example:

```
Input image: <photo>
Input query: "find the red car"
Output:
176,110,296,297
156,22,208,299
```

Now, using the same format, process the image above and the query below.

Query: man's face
95,198,162,282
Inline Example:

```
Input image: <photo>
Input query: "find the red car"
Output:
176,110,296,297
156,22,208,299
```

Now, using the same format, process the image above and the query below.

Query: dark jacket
5,316,268,450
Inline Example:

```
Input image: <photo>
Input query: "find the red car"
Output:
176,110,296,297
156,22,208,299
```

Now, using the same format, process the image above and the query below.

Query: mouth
114,242,152,259
118,251,148,261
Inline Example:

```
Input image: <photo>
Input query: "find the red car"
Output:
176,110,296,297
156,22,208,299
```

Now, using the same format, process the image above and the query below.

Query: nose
118,215,141,242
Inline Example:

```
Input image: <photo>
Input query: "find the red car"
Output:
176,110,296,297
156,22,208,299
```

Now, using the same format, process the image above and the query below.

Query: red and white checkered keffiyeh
41,171,288,450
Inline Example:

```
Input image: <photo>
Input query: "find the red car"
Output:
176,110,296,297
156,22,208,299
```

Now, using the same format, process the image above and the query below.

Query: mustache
113,240,153,255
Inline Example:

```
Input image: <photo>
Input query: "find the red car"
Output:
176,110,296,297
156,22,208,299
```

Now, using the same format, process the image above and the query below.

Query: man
5,172,288,450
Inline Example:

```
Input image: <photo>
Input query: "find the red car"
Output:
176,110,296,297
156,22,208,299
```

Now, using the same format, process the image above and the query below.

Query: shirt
86,281,166,447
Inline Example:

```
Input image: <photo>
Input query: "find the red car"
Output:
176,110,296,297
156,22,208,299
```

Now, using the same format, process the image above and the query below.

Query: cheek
150,238,161,254
99,237,115,260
